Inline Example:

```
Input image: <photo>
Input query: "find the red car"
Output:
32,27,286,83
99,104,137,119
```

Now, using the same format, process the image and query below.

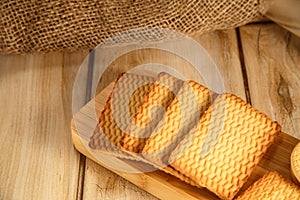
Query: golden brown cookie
142,80,212,167
89,73,154,157
236,171,300,200
170,94,281,200
122,72,184,153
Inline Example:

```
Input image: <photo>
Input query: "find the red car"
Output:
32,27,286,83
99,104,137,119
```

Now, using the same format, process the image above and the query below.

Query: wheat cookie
236,171,300,200
170,94,281,200
142,80,212,167
122,72,184,153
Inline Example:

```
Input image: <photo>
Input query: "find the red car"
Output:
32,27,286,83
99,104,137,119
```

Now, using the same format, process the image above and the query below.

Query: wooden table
1,23,300,200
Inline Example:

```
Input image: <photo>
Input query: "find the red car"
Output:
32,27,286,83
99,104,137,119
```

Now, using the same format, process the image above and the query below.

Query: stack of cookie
89,72,298,199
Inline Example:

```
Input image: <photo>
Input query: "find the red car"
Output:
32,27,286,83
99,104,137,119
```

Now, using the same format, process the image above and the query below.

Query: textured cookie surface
142,80,212,167
122,72,184,153
87,72,201,187
236,171,300,200
89,73,154,155
170,94,281,200
291,142,300,185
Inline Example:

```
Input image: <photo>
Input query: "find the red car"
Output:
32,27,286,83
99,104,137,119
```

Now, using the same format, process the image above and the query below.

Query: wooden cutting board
71,81,300,200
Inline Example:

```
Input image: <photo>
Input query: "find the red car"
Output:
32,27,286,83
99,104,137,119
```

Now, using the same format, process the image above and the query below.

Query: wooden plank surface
192,29,246,100
81,29,247,199
0,51,88,200
91,29,245,99
2,23,300,200
240,24,300,139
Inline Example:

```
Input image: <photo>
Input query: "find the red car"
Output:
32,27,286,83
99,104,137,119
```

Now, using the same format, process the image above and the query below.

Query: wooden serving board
71,81,300,200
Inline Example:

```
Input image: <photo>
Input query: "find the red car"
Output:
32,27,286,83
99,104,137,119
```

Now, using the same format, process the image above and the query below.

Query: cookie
122,72,184,153
142,80,212,167
236,171,300,200
89,73,154,156
170,94,281,200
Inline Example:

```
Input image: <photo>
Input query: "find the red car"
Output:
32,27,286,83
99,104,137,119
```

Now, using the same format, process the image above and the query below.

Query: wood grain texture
83,160,158,200
192,29,246,100
240,24,300,139
0,51,88,200
91,29,245,99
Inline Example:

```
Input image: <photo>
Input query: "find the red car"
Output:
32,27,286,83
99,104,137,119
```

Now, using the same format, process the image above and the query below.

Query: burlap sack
0,0,265,53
